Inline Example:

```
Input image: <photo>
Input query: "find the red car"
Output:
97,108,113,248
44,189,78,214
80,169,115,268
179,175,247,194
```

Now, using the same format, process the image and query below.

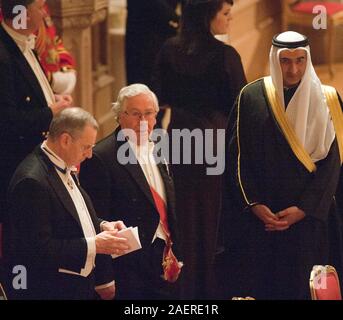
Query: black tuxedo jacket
80,128,180,299
0,24,53,222
4,147,113,299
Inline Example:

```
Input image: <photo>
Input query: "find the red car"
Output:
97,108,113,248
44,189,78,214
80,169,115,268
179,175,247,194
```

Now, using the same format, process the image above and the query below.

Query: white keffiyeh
269,31,335,163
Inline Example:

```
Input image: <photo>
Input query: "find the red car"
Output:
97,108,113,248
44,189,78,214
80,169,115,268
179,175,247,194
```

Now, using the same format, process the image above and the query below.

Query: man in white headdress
222,31,343,299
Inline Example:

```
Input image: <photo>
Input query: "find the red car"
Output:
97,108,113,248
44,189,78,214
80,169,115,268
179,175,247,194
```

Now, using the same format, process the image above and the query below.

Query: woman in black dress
125,0,181,86
152,0,247,299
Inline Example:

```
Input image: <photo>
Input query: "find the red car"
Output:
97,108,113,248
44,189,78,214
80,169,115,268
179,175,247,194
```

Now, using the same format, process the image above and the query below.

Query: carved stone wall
47,0,116,139
108,0,127,105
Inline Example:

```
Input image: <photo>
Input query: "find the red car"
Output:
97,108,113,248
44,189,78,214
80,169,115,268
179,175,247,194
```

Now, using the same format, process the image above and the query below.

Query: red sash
150,186,182,283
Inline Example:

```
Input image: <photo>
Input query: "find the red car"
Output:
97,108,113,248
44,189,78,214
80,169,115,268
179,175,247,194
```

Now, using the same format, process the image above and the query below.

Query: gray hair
111,84,159,121
48,107,98,141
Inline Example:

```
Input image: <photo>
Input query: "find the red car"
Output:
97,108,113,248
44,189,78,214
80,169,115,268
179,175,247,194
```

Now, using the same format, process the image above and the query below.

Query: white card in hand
111,226,142,259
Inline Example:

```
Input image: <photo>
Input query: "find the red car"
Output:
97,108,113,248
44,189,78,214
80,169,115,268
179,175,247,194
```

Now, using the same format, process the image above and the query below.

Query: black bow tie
53,164,67,174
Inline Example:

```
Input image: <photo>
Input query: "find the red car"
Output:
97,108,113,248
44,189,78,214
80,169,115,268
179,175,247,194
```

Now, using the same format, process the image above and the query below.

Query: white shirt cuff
95,280,115,291
86,236,96,266
58,237,96,277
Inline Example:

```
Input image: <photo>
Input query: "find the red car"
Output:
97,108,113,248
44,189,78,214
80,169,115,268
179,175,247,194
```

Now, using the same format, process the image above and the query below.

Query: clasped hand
251,204,305,232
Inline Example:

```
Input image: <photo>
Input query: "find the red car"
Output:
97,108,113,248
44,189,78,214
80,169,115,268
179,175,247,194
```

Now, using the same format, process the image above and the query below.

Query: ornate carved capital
47,0,108,29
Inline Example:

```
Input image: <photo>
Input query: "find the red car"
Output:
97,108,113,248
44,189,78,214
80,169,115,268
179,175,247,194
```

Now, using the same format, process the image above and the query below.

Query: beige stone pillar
48,0,115,138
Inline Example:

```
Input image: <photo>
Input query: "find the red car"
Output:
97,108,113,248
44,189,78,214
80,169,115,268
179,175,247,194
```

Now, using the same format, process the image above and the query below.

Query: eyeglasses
79,144,95,153
69,135,95,153
73,141,95,153
124,110,157,120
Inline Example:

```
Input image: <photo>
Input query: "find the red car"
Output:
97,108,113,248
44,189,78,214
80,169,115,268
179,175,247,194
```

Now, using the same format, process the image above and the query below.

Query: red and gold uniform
35,4,76,94
0,5,77,94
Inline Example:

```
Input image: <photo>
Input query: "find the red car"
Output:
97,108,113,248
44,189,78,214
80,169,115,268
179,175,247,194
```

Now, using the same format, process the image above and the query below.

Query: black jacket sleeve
8,178,88,273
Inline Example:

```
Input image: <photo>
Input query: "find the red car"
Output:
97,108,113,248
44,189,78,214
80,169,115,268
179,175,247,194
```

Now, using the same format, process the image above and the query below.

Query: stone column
48,0,115,138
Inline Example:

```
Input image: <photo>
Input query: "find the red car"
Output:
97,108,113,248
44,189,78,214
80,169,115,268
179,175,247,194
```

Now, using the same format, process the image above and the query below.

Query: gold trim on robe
236,78,263,206
263,76,316,173
235,78,343,208
322,85,343,164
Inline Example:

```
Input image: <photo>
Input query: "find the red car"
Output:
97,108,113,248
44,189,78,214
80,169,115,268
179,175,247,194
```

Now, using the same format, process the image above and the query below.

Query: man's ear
60,133,71,148
117,114,122,126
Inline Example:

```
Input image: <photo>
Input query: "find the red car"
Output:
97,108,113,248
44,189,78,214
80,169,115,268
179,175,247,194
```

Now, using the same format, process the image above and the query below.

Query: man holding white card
80,84,182,300
4,108,130,300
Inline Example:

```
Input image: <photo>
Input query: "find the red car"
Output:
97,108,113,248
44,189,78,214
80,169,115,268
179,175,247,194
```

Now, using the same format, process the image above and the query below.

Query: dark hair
0,0,35,19
180,0,233,53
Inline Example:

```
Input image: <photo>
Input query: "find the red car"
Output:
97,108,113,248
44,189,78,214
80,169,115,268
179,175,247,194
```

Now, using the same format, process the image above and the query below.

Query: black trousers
114,238,180,300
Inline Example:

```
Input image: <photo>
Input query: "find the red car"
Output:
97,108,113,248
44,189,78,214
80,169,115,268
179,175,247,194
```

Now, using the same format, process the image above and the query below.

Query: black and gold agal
272,33,309,49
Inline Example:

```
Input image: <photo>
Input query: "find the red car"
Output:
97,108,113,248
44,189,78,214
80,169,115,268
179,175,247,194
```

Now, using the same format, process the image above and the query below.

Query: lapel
114,128,158,211
157,155,177,230
0,25,48,107
155,154,174,209
123,154,157,210
36,148,82,228
124,163,156,208
78,183,100,232
112,128,177,236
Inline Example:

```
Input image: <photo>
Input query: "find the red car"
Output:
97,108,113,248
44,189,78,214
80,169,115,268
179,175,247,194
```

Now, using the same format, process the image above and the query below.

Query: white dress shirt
41,141,96,277
2,21,55,106
128,140,168,243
